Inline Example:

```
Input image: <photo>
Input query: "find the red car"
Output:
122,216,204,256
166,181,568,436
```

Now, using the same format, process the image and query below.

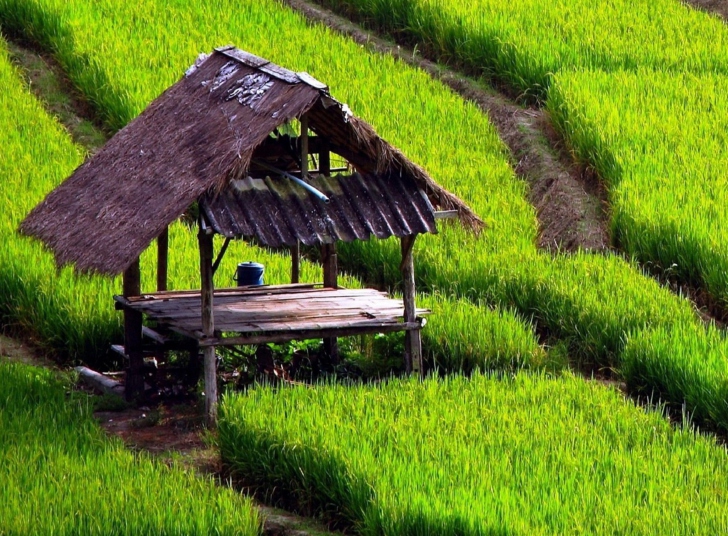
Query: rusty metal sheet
200,172,437,247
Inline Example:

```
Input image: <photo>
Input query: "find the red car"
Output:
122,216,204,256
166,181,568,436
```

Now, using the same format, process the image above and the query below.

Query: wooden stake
291,241,300,284
198,228,217,426
400,235,422,375
322,242,339,362
123,258,144,401
157,226,169,292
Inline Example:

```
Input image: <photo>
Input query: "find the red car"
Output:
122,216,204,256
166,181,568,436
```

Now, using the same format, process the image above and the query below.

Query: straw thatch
20,46,481,276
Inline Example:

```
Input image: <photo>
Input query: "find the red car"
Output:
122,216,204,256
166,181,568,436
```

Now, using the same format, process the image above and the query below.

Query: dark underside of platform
114,284,428,347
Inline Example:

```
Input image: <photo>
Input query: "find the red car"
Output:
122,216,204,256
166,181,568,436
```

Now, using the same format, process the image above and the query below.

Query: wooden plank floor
115,285,428,344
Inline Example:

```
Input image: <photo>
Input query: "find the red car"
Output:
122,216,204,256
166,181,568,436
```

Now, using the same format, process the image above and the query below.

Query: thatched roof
20,46,481,276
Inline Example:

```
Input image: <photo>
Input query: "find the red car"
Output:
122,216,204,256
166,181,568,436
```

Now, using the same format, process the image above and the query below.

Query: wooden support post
198,228,217,426
319,138,330,177
291,241,300,284
300,113,309,179
400,235,422,375
123,258,145,401
289,114,309,286
157,226,169,292
322,242,339,362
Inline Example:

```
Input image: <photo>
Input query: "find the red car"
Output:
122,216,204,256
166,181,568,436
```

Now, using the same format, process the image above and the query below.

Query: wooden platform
114,284,428,347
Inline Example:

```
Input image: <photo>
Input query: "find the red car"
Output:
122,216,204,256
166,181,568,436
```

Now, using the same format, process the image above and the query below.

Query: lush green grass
220,374,728,535
0,360,261,534
624,322,728,430
549,69,728,307
313,0,728,100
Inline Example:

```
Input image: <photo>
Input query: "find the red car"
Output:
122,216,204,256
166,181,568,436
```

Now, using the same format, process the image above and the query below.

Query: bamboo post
322,242,339,362
157,226,169,291
198,227,217,426
400,235,422,375
123,258,145,401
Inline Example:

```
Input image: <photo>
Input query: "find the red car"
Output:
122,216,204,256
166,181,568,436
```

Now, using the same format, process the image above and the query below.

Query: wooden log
157,227,169,292
123,258,145,401
400,235,422,375
198,228,218,426
291,241,300,284
321,242,339,362
75,366,125,397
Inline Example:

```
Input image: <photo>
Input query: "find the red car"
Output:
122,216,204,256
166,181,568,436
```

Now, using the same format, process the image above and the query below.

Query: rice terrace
3,0,728,534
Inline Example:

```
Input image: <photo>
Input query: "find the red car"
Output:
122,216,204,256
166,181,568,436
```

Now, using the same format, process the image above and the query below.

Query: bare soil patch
0,334,56,368
684,0,728,20
7,40,108,152
282,0,610,252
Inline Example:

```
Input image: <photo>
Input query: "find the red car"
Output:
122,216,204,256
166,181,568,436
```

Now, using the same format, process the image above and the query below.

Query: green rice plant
312,0,728,100
419,293,545,372
549,69,728,308
0,360,261,534
623,322,728,431
220,374,728,535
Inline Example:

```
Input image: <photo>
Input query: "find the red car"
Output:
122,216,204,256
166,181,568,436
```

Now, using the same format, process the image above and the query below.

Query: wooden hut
20,46,481,424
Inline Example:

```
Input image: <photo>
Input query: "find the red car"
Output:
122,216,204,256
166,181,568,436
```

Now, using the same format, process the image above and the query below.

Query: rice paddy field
3,0,728,533
314,0,728,99
220,374,728,535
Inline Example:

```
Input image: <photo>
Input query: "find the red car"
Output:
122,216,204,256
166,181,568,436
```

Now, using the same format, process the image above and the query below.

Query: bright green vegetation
3,0,728,430
624,323,728,431
220,374,728,535
0,360,261,534
549,69,728,306
315,0,728,99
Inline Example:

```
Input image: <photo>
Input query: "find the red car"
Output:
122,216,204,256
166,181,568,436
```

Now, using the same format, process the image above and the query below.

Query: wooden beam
198,322,422,347
198,227,217,427
157,227,169,292
321,242,339,362
211,237,231,275
400,235,422,375
123,258,145,401
291,241,300,284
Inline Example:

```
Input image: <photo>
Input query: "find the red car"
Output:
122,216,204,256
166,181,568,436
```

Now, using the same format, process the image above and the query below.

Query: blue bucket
234,262,265,286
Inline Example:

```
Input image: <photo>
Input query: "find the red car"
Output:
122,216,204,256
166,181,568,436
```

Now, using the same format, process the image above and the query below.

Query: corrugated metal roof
200,172,437,247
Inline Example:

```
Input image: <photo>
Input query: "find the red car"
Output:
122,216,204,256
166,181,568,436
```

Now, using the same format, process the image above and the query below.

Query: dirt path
7,41,108,153
282,0,610,253
685,0,728,20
